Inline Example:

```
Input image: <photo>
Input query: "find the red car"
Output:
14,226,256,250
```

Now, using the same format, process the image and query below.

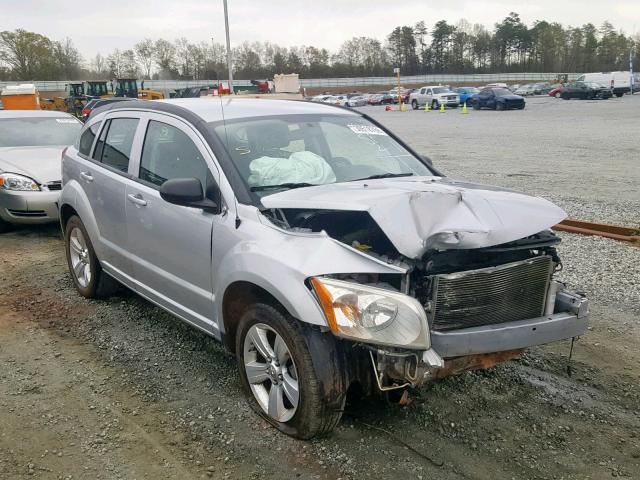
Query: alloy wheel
69,227,92,288
243,323,299,422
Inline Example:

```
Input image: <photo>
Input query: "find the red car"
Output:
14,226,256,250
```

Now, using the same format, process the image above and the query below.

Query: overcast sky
2,0,639,59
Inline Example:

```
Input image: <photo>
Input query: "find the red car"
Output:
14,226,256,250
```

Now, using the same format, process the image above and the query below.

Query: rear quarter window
78,121,102,157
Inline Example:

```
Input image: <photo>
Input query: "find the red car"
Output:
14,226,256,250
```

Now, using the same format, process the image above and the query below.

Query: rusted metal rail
553,219,640,243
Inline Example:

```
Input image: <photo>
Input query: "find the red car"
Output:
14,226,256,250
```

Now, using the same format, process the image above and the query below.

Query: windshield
493,88,512,96
0,117,82,147
432,87,450,94
211,114,434,197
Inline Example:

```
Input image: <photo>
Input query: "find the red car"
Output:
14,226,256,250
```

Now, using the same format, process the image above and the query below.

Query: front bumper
0,189,60,224
432,286,589,358
371,285,589,389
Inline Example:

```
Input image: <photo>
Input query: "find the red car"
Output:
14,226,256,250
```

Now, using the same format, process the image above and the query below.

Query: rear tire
236,303,346,439
431,100,438,110
615,92,623,98
411,99,418,110
64,215,119,298
554,92,561,98
472,102,480,110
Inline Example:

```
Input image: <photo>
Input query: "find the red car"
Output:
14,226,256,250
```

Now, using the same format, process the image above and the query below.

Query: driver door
125,114,221,332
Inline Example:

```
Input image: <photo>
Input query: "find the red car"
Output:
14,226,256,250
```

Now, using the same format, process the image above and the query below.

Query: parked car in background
471,87,526,110
368,93,393,105
577,71,631,97
310,95,331,103
0,110,82,232
515,84,537,96
548,85,564,98
485,83,508,88
60,98,589,439
559,82,612,100
453,87,480,105
346,95,367,107
82,97,133,122
532,83,552,95
409,86,459,109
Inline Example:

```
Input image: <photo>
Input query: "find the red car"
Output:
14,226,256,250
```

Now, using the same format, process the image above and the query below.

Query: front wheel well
59,204,79,234
221,281,289,354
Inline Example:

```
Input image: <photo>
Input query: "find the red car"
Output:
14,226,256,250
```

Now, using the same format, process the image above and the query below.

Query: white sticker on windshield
55,118,79,124
347,124,387,136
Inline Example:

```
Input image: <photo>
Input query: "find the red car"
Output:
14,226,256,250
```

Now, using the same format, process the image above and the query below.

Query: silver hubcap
243,323,299,422
69,227,91,288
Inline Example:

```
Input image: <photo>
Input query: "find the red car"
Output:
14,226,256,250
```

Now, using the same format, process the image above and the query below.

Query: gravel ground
1,94,639,480
361,94,640,226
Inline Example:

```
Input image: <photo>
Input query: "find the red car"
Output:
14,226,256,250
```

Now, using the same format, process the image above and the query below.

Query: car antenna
219,93,242,229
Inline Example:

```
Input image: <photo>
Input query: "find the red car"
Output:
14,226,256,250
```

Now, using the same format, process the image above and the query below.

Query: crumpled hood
0,146,64,184
261,176,566,259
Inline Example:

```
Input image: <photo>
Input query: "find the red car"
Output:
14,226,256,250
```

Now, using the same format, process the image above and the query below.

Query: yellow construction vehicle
85,81,111,98
39,82,88,116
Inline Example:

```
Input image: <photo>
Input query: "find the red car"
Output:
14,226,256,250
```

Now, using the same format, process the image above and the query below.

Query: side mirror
160,177,219,212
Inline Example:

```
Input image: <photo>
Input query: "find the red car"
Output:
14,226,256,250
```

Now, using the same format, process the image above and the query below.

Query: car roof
0,110,76,119
102,97,360,123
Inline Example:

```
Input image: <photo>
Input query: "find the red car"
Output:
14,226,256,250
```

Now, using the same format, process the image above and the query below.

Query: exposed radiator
430,256,553,331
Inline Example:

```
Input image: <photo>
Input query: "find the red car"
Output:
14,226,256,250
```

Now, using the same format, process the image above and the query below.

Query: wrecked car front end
260,177,590,392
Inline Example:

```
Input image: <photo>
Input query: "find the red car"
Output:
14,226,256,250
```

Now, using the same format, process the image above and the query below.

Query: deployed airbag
248,151,336,187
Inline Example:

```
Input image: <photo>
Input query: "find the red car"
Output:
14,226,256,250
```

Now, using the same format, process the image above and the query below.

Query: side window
420,88,426,94
78,121,101,157
426,89,432,95
92,118,139,172
139,120,209,188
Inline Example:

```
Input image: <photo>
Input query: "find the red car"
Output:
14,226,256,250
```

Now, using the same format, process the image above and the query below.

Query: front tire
236,303,346,439
64,215,119,298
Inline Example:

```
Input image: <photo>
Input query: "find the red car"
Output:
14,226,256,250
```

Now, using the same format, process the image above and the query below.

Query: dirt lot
1,95,640,480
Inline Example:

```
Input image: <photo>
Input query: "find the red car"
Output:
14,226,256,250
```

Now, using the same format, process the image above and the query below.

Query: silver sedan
0,110,82,231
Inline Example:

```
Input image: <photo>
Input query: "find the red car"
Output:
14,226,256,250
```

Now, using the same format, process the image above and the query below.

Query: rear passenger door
80,115,142,276
125,114,219,331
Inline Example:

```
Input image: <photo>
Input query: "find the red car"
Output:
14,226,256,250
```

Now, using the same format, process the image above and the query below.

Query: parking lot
1,94,639,480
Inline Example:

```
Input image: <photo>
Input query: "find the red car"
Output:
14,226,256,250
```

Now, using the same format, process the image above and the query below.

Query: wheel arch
59,203,78,235
222,280,293,354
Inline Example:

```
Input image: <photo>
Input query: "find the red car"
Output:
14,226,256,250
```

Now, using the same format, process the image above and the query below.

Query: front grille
430,256,553,331
7,209,47,217
44,181,62,191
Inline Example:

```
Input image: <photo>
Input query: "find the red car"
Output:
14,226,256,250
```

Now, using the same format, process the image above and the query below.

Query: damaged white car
60,98,589,439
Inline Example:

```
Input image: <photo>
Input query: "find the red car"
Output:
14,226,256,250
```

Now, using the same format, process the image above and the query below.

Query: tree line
1,13,638,82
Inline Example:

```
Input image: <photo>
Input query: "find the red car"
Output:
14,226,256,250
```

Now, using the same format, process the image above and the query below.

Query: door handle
127,193,147,207
80,171,93,182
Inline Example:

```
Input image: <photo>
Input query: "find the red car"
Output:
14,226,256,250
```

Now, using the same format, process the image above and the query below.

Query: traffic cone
424,102,430,112
461,102,468,114
400,103,407,112
439,103,445,113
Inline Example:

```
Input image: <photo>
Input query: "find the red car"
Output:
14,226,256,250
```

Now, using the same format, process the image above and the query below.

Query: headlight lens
0,173,40,191
310,277,429,349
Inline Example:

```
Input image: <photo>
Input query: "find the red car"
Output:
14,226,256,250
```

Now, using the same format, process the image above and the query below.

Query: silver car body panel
261,176,567,258
60,99,587,362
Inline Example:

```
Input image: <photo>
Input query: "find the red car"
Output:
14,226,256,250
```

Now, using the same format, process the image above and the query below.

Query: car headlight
310,277,429,349
0,173,40,191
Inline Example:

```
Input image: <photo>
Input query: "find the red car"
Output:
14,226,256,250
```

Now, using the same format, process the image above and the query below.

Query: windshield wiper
250,182,318,192
350,172,415,182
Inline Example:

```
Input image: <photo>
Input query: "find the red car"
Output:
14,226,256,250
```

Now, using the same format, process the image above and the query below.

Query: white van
576,72,631,97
